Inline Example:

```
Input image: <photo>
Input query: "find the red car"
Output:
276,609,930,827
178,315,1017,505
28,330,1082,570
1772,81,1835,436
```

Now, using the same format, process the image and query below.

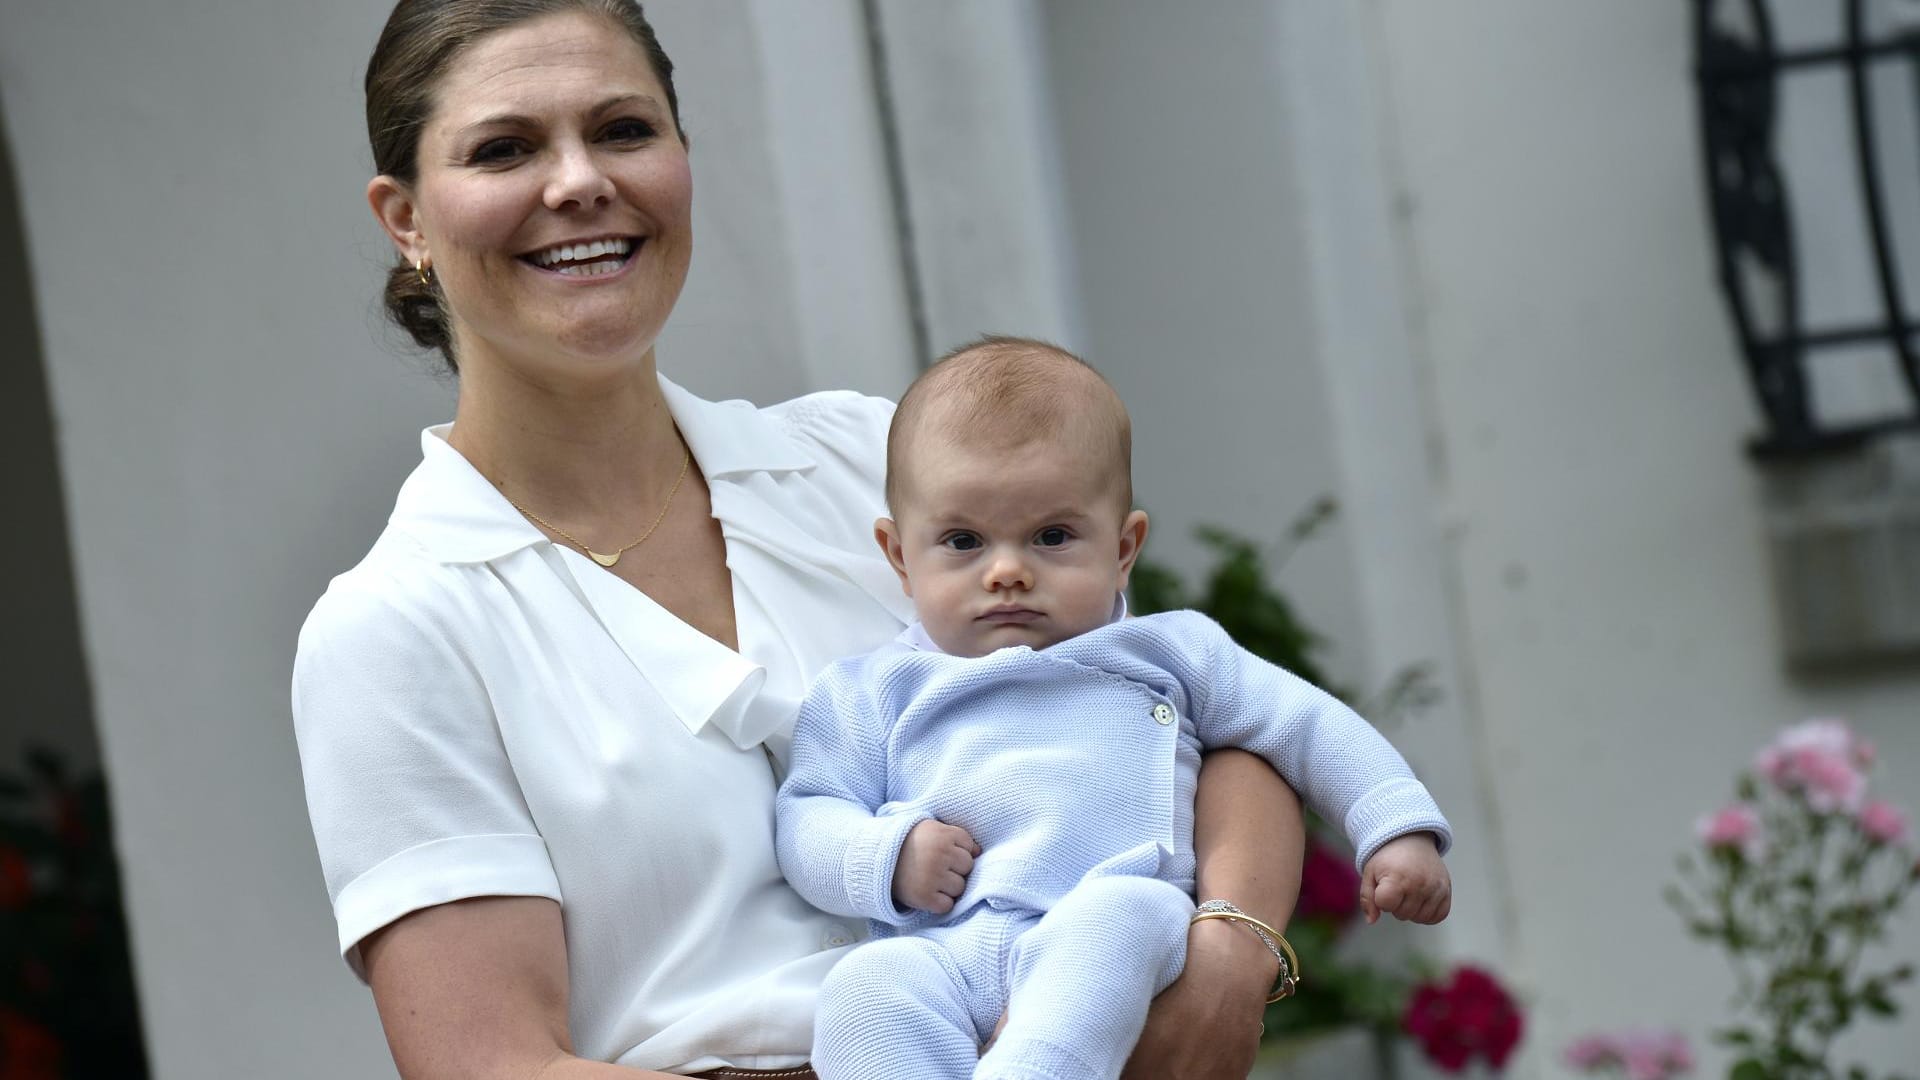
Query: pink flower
1695,804,1764,861
1858,800,1910,846
1563,1030,1693,1079
1621,1032,1694,1080
1563,1035,1615,1069
1754,719,1869,813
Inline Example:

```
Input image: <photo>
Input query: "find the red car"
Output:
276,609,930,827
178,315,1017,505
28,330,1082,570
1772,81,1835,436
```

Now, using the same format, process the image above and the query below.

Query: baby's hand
893,819,981,914
1360,832,1451,925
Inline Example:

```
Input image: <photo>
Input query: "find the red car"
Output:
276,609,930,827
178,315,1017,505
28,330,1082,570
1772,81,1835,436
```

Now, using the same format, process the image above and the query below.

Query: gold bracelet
1190,905,1301,1003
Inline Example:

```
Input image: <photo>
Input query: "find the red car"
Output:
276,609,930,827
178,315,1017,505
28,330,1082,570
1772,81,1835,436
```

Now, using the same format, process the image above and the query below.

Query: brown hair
887,335,1134,513
365,0,682,371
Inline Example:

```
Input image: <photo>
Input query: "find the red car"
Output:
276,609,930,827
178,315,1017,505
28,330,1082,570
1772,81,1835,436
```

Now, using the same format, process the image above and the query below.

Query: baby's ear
874,517,913,597
1114,509,1150,588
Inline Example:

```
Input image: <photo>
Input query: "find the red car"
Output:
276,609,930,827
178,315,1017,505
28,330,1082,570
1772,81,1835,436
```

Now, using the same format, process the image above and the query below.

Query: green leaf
1729,1059,1769,1080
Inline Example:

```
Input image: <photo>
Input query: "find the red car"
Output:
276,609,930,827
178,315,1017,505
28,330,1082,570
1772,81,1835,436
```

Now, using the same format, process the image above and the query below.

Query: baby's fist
1360,832,1451,925
893,819,980,914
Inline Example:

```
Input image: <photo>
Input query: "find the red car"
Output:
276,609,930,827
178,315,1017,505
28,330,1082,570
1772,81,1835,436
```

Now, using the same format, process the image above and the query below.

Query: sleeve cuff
334,833,561,981
1345,780,1455,871
843,809,932,925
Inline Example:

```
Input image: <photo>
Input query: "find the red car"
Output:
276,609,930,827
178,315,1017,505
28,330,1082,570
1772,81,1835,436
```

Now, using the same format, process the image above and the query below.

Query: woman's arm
362,897,679,1080
1122,748,1305,1080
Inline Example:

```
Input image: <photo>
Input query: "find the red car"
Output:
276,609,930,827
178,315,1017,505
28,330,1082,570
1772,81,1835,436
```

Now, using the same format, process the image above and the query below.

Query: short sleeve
291,575,559,979
775,390,894,504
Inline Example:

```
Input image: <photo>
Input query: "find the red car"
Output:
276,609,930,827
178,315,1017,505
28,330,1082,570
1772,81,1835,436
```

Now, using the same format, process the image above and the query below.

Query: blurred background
2,1,1918,1077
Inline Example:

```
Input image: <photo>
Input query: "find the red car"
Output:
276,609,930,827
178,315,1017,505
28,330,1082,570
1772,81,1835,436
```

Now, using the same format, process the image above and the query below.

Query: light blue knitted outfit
775,610,1452,1080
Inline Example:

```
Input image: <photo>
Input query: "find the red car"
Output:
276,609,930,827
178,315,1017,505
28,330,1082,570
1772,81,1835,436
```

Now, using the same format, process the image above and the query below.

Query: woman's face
373,11,693,380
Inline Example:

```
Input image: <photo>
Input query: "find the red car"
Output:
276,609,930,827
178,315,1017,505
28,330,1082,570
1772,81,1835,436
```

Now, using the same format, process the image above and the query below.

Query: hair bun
383,260,455,369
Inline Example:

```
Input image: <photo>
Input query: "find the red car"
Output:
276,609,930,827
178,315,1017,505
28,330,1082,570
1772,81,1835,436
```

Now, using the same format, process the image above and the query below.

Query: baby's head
877,336,1149,657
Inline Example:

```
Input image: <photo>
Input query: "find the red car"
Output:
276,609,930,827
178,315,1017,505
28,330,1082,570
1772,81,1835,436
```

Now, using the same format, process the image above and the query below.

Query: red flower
0,849,29,911
0,1008,61,1080
51,795,87,850
1402,965,1525,1073
1295,836,1362,925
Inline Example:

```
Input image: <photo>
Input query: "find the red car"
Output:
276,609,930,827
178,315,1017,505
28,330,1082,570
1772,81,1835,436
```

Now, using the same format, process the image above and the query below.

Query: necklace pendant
588,549,621,568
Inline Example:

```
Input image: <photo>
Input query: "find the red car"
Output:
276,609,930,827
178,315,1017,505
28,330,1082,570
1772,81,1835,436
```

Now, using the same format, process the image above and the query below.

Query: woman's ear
1114,509,1150,591
874,517,912,597
368,175,427,264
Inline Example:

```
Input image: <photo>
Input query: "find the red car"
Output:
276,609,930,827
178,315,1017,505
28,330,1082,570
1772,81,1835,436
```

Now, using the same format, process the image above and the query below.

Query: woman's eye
1036,527,1070,547
470,138,526,164
943,533,982,552
602,118,657,143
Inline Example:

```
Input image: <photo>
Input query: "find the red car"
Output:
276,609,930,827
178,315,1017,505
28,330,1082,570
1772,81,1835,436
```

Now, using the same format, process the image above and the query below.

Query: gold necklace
508,446,691,567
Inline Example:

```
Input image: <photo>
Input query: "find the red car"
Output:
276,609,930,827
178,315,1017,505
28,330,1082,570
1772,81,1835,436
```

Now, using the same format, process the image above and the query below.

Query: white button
822,925,855,949
1152,703,1175,725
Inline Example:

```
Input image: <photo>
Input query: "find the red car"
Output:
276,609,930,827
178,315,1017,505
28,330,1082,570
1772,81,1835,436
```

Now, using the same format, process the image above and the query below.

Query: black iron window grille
1694,0,1920,458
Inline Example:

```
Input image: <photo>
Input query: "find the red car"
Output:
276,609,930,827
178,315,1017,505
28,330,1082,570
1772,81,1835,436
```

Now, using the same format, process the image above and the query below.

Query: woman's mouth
521,236,640,278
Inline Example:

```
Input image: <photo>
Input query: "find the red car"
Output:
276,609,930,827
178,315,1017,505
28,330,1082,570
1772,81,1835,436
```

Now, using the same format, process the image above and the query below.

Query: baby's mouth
521,236,640,277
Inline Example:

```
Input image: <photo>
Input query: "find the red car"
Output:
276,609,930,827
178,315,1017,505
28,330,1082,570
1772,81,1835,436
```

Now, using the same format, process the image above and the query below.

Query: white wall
0,2,913,1076
1367,0,1920,1073
1041,0,1370,690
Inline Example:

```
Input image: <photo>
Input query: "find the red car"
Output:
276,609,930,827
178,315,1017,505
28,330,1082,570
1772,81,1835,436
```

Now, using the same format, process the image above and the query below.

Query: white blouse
291,377,914,1073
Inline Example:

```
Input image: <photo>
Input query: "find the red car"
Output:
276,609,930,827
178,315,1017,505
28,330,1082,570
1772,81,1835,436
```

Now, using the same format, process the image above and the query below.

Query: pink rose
1562,1035,1614,1069
1695,804,1763,861
1857,800,1910,846
1754,719,1869,813
1562,1030,1693,1079
1794,747,1867,813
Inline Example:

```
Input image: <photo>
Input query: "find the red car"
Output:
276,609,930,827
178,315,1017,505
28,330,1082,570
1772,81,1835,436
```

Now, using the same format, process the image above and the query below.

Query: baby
774,337,1452,1080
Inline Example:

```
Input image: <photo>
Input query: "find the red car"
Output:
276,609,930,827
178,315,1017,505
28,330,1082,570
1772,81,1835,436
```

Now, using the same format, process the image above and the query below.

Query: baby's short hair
886,335,1133,513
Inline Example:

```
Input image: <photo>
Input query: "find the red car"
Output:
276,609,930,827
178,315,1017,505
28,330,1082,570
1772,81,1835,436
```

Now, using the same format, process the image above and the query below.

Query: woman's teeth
528,237,636,274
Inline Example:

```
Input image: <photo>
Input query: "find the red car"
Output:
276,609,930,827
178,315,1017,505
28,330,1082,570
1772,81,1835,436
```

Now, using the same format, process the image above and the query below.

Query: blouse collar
390,374,817,565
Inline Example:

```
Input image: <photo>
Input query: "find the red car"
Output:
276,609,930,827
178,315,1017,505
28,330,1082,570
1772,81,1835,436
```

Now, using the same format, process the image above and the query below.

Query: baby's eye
942,532,983,552
1036,527,1071,547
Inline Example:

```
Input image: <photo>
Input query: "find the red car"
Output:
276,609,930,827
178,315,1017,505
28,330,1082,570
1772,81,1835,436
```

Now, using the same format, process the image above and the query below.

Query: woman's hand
1120,916,1274,1079
1121,747,1307,1079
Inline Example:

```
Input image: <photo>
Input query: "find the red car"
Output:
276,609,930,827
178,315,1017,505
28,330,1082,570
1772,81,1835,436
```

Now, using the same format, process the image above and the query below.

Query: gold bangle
1190,908,1301,1003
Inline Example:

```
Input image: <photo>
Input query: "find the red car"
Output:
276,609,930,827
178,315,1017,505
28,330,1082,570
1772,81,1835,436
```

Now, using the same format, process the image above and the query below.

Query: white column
1273,0,1514,976
869,0,1084,355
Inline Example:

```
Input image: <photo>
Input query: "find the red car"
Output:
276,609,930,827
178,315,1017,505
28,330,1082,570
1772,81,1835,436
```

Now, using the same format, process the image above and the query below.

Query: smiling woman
289,3,1309,1079
367,9,693,380
362,0,686,374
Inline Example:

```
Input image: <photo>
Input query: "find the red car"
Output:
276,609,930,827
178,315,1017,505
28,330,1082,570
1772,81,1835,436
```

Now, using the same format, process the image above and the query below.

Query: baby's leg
813,935,981,1080
976,876,1192,1080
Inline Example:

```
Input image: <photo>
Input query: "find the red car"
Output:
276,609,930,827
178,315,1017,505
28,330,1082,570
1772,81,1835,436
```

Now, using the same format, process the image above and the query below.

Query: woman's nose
544,143,615,211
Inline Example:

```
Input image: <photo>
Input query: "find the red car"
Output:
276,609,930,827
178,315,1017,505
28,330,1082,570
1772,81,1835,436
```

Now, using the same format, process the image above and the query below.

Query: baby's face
878,434,1147,658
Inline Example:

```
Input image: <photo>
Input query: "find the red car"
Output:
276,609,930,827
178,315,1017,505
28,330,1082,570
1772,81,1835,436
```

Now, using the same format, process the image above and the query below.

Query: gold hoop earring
415,258,432,288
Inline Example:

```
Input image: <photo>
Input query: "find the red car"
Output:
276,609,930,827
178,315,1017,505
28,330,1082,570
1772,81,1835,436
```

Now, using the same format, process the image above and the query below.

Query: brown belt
690,1068,817,1079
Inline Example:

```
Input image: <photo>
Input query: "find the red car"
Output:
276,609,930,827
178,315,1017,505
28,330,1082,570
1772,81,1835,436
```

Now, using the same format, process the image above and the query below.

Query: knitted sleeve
1168,612,1453,871
774,656,930,925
